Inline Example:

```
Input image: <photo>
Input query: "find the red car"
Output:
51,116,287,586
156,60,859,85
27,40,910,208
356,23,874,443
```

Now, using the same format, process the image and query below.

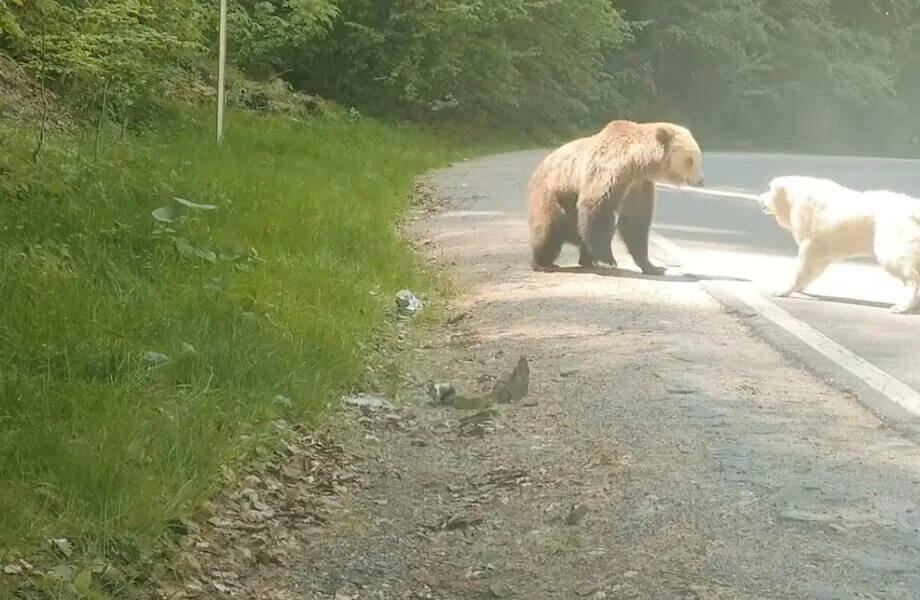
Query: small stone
3,564,23,575
427,382,457,405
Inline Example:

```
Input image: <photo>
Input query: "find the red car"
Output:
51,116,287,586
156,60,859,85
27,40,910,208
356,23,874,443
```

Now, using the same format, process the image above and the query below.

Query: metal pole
216,0,228,146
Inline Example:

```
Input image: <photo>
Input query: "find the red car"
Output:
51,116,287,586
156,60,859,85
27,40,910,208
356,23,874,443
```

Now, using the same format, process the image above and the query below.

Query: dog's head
759,180,793,228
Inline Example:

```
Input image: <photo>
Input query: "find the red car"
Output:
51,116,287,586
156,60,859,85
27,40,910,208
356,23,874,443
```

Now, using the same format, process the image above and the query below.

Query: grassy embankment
0,108,486,573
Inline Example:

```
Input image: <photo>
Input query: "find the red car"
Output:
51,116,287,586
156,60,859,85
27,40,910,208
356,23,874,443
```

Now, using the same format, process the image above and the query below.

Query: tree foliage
0,0,919,154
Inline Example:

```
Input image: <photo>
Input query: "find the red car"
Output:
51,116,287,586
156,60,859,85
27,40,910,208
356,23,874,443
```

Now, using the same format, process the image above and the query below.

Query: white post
216,0,228,146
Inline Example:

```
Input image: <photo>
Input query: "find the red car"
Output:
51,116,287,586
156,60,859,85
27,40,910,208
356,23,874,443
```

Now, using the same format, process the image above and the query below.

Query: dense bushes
2,0,919,162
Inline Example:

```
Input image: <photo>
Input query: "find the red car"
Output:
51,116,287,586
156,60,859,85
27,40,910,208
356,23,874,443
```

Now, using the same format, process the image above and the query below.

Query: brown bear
527,120,704,273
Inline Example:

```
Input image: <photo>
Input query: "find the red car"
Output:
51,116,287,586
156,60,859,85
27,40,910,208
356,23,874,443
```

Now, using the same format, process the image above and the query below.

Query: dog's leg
772,242,831,297
890,279,920,314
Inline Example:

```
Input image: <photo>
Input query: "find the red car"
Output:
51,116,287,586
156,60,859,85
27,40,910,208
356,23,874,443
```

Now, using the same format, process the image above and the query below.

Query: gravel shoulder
161,153,920,600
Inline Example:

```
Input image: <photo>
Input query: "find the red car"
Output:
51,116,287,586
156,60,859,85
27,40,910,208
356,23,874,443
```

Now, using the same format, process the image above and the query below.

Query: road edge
649,233,920,444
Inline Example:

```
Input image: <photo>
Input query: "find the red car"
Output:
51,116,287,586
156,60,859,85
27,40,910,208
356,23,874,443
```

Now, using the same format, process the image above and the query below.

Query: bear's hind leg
578,242,617,269
530,221,565,271
618,181,665,275
576,197,617,267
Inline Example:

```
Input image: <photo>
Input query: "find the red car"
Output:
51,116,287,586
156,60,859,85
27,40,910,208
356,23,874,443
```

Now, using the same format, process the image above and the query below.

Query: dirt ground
157,153,920,600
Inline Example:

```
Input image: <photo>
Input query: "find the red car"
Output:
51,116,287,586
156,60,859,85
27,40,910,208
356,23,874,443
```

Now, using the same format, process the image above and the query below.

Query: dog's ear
656,126,674,148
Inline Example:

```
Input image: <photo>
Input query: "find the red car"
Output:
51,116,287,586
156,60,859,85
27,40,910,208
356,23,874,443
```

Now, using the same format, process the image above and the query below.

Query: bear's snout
693,177,704,188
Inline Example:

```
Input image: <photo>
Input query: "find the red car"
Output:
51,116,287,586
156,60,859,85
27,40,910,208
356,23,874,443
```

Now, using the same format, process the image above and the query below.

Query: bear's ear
656,126,674,148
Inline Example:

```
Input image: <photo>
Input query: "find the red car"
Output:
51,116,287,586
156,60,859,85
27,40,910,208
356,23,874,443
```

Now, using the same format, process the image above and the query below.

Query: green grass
0,108,476,570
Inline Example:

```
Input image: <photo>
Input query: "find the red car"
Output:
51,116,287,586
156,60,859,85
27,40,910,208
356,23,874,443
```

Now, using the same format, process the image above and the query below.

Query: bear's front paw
640,264,666,276
532,263,559,273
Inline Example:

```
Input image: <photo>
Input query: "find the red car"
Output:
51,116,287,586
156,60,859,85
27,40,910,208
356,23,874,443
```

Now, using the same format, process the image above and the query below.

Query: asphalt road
652,152,920,396
415,152,920,598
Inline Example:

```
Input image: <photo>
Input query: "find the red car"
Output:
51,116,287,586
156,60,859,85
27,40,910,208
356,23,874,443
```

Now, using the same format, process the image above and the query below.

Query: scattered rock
396,289,423,315
564,504,589,525
427,382,457,405
490,356,530,404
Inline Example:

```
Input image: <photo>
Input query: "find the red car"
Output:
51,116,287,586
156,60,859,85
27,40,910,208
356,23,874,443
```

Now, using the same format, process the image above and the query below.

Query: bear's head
654,124,704,188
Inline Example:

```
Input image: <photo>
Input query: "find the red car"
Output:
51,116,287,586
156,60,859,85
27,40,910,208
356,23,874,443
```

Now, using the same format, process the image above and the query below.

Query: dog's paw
890,302,915,314
770,288,794,298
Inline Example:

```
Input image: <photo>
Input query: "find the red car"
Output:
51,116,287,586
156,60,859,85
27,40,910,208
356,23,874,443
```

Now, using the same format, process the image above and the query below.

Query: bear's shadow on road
546,265,750,284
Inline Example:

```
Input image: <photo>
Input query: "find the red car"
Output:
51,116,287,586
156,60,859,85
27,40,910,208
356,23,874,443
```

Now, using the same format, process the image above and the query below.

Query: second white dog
758,175,920,314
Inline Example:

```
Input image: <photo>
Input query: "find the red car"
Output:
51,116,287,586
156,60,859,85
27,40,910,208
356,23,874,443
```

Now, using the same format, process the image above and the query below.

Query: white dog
759,175,920,314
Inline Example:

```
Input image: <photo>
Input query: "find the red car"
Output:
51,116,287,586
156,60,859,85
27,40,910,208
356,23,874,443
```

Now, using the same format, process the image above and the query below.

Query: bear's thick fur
760,175,920,314
527,120,704,273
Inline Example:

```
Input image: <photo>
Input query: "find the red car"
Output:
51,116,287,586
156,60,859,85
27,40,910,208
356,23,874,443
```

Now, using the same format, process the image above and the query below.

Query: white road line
648,232,920,418
656,183,760,201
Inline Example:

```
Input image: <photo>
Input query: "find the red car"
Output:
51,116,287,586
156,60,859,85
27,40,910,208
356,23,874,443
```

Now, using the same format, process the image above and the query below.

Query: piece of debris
49,537,74,558
490,356,529,404
395,289,423,315
3,564,23,575
143,351,170,368
343,394,396,413
427,381,457,405
564,504,589,525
